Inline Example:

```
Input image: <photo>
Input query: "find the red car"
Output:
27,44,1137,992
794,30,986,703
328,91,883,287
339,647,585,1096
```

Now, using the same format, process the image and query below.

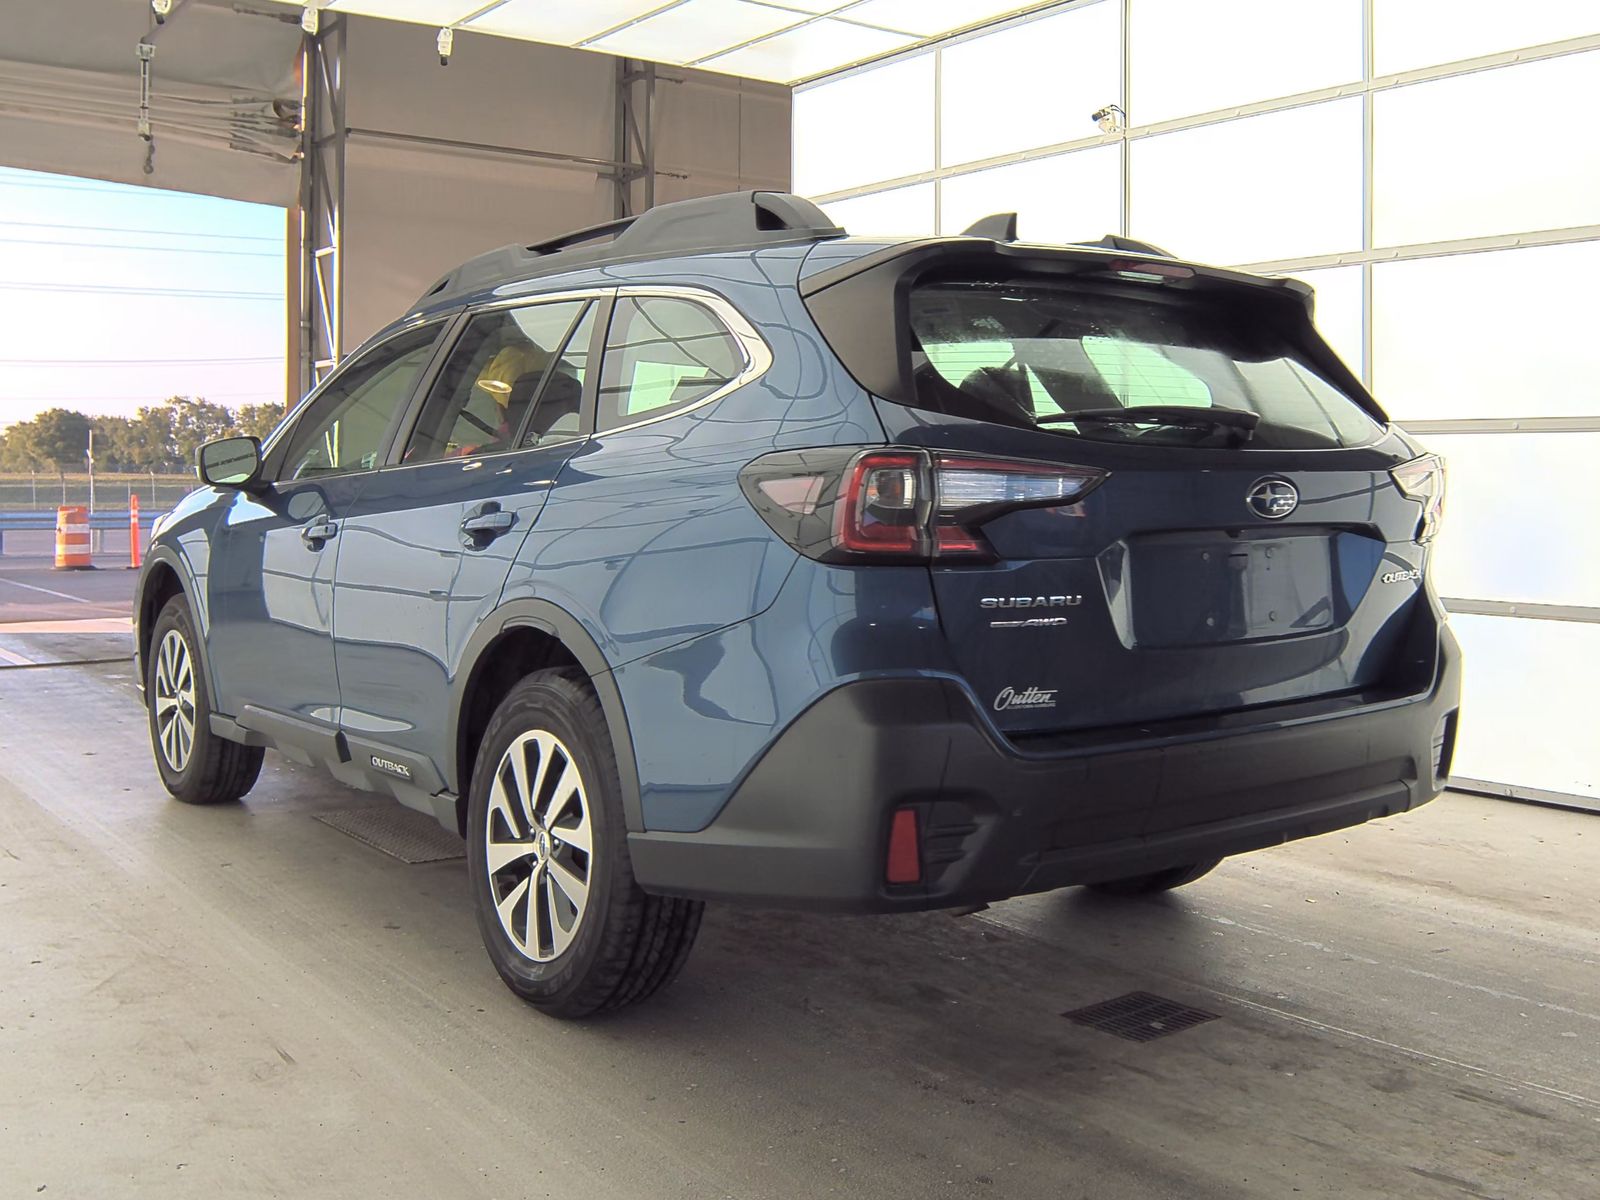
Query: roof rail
1079,233,1174,258
413,191,845,311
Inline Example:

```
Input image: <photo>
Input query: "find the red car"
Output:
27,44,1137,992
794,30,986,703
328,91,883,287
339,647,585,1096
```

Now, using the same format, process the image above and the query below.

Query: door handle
300,517,338,548
460,508,515,544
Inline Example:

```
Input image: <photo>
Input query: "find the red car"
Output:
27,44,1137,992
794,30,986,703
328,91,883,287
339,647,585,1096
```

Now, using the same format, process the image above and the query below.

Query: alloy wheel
484,729,594,962
153,628,197,773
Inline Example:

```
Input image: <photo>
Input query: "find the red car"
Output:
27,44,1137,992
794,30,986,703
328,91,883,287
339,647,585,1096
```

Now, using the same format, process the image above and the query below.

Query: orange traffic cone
128,495,143,570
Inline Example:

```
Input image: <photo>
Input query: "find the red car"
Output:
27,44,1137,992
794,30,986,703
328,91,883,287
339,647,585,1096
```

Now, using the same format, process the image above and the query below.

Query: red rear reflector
756,474,826,515
886,808,921,884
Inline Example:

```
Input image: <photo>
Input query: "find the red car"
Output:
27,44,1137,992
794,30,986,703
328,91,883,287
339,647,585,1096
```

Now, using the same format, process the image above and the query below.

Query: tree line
0,397,284,475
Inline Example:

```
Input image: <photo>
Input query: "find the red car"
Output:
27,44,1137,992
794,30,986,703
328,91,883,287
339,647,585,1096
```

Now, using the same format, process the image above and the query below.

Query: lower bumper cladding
629,626,1461,913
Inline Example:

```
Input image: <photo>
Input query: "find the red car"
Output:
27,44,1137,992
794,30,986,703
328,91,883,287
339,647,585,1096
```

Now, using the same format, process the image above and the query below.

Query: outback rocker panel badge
369,754,414,780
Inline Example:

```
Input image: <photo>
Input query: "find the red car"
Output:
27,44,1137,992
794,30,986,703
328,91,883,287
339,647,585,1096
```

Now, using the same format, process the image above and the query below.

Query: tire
1087,859,1222,897
146,595,265,805
466,668,703,1019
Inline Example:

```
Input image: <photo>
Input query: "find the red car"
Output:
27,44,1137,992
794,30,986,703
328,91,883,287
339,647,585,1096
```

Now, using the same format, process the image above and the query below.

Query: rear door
887,270,1432,738
331,295,603,790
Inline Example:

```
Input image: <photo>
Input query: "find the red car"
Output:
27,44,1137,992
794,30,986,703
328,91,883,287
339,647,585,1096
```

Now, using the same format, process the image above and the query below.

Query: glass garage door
792,0,1600,810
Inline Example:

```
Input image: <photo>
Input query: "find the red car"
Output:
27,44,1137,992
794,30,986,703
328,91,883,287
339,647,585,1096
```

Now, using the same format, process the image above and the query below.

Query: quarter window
595,296,745,431
277,324,439,480
404,301,591,463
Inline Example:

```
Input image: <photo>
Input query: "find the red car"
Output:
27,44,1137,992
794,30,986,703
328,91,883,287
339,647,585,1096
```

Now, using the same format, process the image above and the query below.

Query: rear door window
595,296,745,431
403,300,590,463
909,280,1381,450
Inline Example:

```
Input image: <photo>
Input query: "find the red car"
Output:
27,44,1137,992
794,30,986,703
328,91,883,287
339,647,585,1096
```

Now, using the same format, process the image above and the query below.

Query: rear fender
448,598,643,832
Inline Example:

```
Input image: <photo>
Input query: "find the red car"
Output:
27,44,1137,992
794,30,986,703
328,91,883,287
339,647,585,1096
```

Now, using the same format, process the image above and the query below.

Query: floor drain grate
1063,991,1219,1042
314,805,466,864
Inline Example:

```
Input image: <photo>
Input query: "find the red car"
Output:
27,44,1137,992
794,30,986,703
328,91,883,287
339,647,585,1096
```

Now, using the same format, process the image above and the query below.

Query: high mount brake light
739,447,1108,563
1103,259,1195,283
1391,454,1445,544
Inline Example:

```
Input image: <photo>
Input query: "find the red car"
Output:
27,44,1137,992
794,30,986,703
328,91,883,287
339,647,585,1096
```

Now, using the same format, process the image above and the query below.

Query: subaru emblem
1246,478,1299,520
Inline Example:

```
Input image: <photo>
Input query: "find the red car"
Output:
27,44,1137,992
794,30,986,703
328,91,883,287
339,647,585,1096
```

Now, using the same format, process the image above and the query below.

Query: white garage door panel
1373,242,1600,422
1130,0,1363,124
1374,51,1600,247
939,2,1121,167
1422,433,1600,610
791,53,934,197
1373,0,1600,76
821,183,935,238
1448,613,1600,800
1130,98,1364,266
1294,265,1365,379
937,146,1121,247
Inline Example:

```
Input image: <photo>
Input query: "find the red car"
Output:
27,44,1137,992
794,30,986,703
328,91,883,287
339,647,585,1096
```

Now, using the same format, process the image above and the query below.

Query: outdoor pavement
0,550,138,626
0,629,1596,1197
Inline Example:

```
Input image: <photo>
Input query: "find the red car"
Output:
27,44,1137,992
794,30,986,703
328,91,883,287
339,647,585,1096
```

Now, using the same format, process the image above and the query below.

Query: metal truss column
297,15,346,400
612,58,657,218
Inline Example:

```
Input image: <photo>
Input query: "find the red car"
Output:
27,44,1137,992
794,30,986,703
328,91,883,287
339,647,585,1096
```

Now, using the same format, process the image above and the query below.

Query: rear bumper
629,625,1461,912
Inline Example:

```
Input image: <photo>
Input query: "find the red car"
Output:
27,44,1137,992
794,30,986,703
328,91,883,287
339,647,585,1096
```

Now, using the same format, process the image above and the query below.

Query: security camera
301,5,319,34
151,0,172,24
437,26,454,65
1092,104,1126,134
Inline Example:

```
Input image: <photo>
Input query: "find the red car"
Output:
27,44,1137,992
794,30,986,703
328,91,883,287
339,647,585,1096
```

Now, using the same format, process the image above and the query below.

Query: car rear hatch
800,240,1441,739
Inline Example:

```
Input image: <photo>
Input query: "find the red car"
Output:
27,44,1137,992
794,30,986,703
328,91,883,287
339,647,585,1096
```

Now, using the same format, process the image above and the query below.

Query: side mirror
197,436,263,489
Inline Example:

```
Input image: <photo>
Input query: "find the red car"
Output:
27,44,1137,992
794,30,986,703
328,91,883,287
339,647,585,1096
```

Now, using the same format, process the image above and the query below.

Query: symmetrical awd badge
982,594,1082,630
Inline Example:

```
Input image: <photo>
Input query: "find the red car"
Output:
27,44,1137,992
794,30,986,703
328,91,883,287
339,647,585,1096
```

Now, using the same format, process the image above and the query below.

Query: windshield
908,279,1383,449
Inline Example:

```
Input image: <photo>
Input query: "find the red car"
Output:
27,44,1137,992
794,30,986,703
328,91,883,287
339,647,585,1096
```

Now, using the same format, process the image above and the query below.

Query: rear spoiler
797,238,1377,420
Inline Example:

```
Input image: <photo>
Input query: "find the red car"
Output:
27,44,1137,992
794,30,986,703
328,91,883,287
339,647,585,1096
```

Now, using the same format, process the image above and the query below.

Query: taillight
740,446,1107,563
835,452,924,554
1391,454,1445,543
931,456,1105,557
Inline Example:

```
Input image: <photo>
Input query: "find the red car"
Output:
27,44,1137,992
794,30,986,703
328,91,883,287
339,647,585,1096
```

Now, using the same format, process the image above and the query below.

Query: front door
208,322,444,735
332,297,601,788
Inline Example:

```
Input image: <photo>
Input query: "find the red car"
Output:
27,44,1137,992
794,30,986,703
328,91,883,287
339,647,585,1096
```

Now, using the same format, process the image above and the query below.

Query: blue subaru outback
135,191,1459,1018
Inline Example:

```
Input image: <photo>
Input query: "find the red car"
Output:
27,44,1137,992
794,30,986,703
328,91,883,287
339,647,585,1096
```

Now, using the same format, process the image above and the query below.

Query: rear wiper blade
1035,405,1260,443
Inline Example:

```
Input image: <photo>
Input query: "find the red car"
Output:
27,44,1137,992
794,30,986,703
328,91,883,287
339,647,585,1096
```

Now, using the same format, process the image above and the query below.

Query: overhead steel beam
347,126,632,173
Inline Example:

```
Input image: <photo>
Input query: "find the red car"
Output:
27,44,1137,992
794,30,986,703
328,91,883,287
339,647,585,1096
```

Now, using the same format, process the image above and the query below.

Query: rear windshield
908,279,1382,450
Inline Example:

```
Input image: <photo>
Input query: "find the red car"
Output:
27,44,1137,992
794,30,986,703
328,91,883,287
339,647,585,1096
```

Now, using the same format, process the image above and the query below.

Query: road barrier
0,509,158,561
54,506,92,570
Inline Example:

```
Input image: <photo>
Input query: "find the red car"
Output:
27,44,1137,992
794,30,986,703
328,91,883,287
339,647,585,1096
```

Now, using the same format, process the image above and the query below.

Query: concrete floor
1,636,1597,1199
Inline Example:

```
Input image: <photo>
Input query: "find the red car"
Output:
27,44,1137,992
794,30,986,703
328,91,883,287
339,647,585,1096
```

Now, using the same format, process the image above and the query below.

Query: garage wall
339,17,790,347
792,0,1600,809
0,0,301,205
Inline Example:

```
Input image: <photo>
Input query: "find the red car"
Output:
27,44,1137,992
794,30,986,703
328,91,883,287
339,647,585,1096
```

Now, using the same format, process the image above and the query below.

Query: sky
0,164,287,428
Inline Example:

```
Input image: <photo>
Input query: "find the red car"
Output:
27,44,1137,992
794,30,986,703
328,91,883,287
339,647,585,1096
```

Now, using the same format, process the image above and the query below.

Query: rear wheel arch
450,600,642,837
